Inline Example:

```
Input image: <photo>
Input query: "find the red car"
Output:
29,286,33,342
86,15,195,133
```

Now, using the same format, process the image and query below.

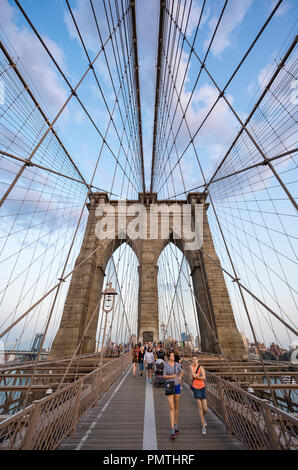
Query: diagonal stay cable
153,0,184,185
107,0,143,189
0,39,90,192
166,148,298,199
164,241,239,382
157,5,296,403
154,0,228,192
0,0,131,208
160,7,297,210
65,0,143,193
156,0,286,194
90,0,141,189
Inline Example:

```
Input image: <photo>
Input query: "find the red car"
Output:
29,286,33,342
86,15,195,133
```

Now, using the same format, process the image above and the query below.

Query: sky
0,0,297,351
0,0,296,189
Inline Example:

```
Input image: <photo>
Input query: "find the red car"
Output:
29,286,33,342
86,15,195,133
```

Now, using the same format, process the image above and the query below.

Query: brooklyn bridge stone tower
51,192,245,358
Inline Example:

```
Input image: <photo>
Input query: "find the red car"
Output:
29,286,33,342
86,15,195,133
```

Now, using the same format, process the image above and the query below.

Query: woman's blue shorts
193,387,207,400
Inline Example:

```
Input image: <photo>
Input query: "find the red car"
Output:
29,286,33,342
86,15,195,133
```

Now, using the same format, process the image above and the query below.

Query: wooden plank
212,372,298,376
250,384,298,390
204,365,296,369
0,373,85,378
153,382,246,450
59,368,145,450
0,385,56,391
58,368,246,450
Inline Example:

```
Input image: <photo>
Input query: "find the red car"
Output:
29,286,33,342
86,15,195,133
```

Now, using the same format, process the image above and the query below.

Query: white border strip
142,379,158,450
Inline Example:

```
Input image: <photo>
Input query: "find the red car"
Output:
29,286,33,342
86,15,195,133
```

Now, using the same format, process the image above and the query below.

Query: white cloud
204,0,253,57
172,0,208,38
154,46,239,193
0,0,69,118
246,80,257,97
64,0,110,55
175,51,236,154
257,63,274,88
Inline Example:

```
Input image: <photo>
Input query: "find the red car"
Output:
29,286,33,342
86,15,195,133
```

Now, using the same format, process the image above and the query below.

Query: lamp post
100,282,117,360
97,282,117,389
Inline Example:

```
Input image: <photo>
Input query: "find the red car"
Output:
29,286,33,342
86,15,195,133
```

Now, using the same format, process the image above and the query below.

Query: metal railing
0,353,131,450
183,360,298,450
1,354,297,450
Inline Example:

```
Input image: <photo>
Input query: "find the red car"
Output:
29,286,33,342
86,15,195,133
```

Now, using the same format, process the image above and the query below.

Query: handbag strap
192,364,200,384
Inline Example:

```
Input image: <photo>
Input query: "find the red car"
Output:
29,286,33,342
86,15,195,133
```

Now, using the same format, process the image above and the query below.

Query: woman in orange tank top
191,355,208,435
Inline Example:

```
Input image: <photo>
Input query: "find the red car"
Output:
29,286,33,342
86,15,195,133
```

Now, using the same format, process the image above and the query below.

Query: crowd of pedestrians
131,341,208,440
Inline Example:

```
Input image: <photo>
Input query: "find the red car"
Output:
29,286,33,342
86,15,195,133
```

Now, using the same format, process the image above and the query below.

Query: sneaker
204,418,207,427
202,426,206,436
174,424,179,434
170,429,176,440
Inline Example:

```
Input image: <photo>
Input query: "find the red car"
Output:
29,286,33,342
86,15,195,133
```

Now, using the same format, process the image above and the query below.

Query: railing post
70,380,83,436
108,364,113,389
95,368,102,401
217,381,232,435
22,401,41,450
262,400,280,450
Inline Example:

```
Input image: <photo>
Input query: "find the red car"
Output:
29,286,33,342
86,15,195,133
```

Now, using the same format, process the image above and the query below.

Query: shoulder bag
165,363,176,395
190,365,200,391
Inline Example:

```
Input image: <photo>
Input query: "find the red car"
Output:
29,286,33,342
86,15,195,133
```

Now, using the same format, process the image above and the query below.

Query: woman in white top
144,347,154,383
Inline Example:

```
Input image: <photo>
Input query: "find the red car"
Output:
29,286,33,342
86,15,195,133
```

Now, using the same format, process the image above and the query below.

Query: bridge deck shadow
58,366,246,450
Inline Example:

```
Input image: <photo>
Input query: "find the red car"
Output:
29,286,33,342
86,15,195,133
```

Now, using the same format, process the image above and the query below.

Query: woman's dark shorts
193,387,207,400
165,383,181,395
147,363,153,370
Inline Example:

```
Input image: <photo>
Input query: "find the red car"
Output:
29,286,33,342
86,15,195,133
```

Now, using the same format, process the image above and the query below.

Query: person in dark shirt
138,346,145,376
156,346,165,360
173,349,180,363
132,345,138,376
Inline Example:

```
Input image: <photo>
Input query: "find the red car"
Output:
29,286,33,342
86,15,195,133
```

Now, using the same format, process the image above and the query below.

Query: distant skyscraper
195,335,201,349
31,333,44,352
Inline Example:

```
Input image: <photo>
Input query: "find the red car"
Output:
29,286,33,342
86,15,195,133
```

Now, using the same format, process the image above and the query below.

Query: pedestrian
156,345,165,361
138,345,145,376
173,348,184,389
191,355,207,435
132,345,138,376
144,346,154,383
173,349,181,363
163,352,183,440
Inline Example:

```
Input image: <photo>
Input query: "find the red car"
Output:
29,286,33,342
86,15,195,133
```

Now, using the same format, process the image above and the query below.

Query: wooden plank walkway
59,366,246,450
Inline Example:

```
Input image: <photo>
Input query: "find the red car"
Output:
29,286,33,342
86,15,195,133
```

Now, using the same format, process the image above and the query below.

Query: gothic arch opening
157,241,200,350
95,242,139,354
51,193,245,359
50,235,140,358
